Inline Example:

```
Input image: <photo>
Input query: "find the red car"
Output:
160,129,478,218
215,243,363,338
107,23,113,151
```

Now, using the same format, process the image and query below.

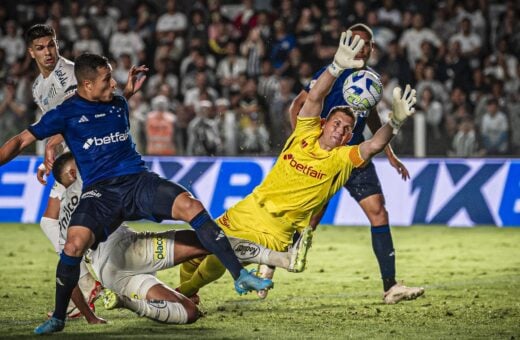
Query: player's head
25,24,59,74
52,152,77,188
347,23,374,66
75,53,116,102
320,106,356,149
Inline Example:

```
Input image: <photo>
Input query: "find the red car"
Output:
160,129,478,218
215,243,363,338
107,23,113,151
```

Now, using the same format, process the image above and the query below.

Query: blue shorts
344,161,383,202
69,171,187,249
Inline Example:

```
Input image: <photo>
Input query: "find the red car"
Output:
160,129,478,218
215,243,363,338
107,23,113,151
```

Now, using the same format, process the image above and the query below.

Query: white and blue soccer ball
342,70,383,111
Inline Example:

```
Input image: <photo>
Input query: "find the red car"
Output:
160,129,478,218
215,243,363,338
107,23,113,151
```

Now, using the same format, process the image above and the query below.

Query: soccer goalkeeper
178,30,424,303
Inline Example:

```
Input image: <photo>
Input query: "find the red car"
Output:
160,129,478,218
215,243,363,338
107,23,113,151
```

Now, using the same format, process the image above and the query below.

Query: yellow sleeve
337,145,366,168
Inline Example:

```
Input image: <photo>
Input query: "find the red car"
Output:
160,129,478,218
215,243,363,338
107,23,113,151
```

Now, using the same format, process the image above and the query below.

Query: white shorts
88,226,176,299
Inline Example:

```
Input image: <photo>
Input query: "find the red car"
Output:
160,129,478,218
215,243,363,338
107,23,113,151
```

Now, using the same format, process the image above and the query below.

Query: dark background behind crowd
0,0,518,157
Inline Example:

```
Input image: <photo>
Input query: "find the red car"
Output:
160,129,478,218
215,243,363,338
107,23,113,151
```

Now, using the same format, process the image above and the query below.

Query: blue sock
371,225,397,291
52,253,82,321
190,211,243,280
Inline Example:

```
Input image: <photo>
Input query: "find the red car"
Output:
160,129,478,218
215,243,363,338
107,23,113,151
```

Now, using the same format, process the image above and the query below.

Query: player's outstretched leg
288,226,313,273
383,283,425,304
234,269,274,295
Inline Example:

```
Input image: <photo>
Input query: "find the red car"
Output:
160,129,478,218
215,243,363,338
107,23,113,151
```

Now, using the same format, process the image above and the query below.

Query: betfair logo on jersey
153,236,165,260
283,153,326,179
82,132,130,150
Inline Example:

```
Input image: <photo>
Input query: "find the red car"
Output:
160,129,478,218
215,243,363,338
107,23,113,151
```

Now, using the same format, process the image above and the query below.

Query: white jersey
32,56,77,113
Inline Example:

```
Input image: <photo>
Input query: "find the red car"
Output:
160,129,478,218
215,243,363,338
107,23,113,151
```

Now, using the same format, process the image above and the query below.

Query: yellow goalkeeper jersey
218,116,365,247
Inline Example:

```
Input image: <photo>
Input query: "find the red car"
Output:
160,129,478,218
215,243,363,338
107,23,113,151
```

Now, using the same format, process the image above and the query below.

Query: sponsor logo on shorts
233,242,260,260
149,300,167,308
81,190,102,199
59,194,79,232
283,153,326,179
153,236,165,260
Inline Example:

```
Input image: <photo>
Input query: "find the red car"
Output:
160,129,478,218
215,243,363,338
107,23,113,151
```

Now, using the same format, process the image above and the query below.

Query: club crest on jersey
283,153,326,179
301,140,308,148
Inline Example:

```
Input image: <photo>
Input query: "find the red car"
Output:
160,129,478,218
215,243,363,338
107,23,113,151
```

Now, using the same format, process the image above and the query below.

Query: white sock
120,297,189,324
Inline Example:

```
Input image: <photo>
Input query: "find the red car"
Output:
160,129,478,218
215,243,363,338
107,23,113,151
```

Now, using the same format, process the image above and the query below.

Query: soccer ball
342,70,383,111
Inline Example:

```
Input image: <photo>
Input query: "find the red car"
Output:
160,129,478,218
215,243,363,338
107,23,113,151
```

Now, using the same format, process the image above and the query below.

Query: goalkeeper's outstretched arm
359,85,416,161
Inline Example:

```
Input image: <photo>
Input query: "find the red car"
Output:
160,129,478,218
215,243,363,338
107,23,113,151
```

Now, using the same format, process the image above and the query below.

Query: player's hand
123,65,149,99
37,164,47,185
86,315,107,324
389,85,416,133
388,156,410,181
328,30,365,77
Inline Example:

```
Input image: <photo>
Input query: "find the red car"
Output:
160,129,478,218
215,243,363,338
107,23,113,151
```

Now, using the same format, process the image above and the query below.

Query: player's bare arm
289,90,307,129
359,85,416,161
366,107,410,180
0,130,36,166
299,30,364,119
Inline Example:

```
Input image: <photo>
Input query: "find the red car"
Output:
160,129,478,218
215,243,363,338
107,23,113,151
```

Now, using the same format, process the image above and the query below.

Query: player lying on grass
0,53,272,335
49,152,301,324
178,30,424,304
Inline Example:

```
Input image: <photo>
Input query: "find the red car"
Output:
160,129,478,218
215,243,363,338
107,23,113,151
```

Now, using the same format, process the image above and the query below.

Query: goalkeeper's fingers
393,86,402,103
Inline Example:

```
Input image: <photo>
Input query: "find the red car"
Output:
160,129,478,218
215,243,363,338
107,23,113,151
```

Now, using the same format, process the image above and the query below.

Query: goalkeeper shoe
102,289,122,310
256,265,276,299
34,317,65,335
383,283,425,304
289,226,313,273
234,269,274,295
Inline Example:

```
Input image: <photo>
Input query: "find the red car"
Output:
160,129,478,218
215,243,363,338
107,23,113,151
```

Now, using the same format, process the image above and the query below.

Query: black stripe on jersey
281,135,296,153
330,172,341,190
64,85,77,93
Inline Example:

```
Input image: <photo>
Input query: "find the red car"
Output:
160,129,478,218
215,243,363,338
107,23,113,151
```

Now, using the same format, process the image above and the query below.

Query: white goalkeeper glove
389,84,417,134
327,30,365,78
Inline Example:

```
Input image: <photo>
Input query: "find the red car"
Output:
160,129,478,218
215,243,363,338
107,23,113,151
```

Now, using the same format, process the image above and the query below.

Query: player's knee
173,195,205,220
63,241,85,257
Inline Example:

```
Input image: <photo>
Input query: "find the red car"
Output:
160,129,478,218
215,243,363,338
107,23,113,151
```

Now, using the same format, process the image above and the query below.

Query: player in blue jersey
288,24,423,304
0,53,273,335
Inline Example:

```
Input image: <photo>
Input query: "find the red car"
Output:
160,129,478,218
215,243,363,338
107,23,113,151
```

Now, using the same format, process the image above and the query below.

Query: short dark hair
25,24,56,44
74,53,110,83
52,152,75,185
326,106,357,123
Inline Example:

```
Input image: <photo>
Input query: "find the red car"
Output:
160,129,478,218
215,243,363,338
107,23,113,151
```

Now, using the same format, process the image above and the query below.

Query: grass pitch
0,223,519,339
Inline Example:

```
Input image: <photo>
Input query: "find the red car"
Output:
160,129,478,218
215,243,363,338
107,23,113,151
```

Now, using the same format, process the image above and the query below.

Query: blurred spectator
399,13,441,67
0,20,25,65
186,100,222,156
293,61,313,93
267,77,295,151
278,0,298,31
255,10,272,43
377,0,402,30
155,0,187,62
316,16,342,64
0,79,27,145
449,18,482,68
238,111,270,155
450,118,481,157
366,10,395,52
431,4,458,43
187,8,208,43
270,19,296,76
130,1,157,46
184,71,218,114
216,97,238,155
73,24,103,58
88,1,119,46
257,59,280,101
376,40,412,86
480,99,509,155
232,0,257,39
216,41,247,96
346,0,368,27
417,87,444,140
146,95,177,156
416,65,449,104
455,0,486,39
294,7,319,59
146,57,179,99
181,50,217,95
440,40,472,92
240,27,265,78
0,48,8,81
113,54,132,86
109,17,145,65
128,91,149,154
60,1,87,43
208,11,234,58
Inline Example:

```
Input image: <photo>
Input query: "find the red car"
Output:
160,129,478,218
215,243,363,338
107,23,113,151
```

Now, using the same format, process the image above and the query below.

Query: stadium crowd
0,0,518,157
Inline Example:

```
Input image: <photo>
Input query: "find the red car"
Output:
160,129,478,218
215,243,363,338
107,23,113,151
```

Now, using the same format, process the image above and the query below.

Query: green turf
0,223,519,339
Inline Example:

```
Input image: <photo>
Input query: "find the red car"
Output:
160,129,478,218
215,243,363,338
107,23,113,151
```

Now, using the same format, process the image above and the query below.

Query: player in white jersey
52,152,298,324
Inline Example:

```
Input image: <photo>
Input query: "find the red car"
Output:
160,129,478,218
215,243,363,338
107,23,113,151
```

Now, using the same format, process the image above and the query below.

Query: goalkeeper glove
327,30,365,78
389,84,417,134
